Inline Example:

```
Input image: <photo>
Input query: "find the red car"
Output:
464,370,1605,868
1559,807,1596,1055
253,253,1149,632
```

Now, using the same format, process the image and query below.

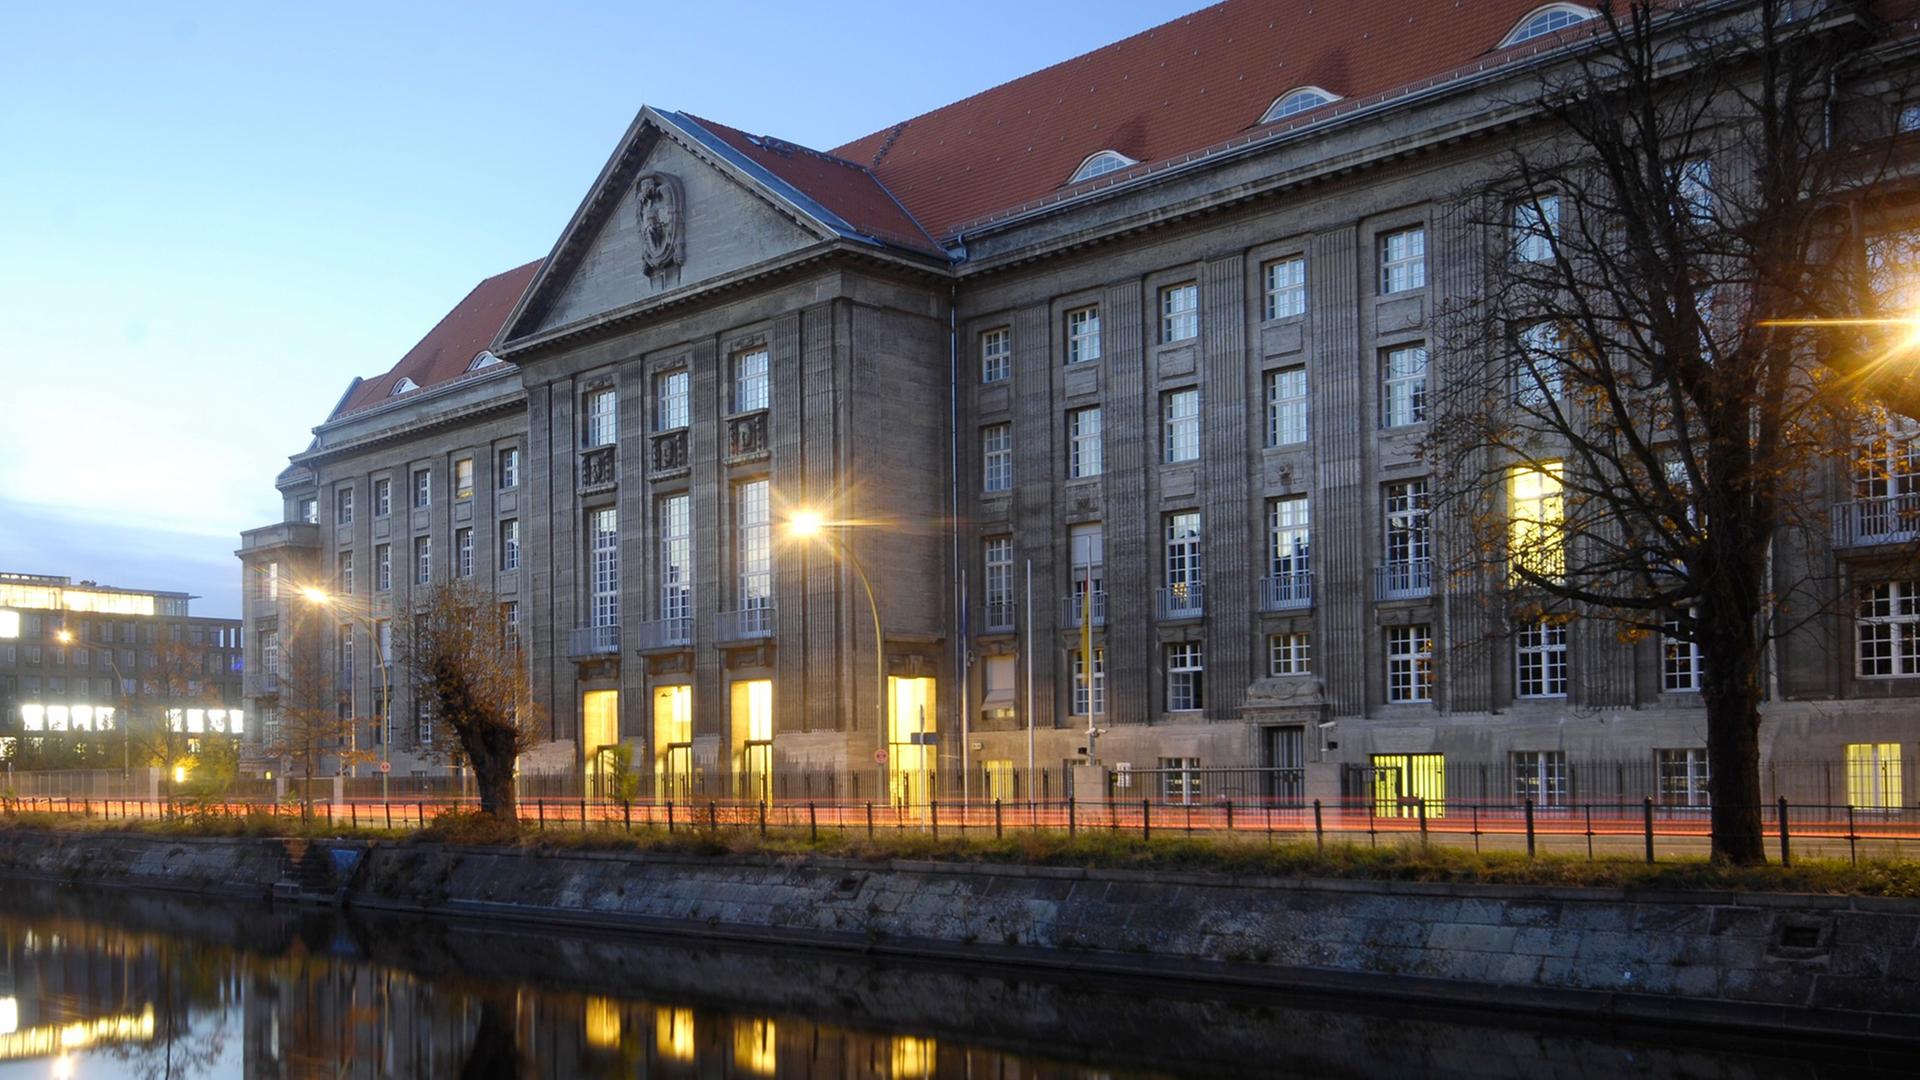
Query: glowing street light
54,628,73,645
299,586,391,800
783,507,887,802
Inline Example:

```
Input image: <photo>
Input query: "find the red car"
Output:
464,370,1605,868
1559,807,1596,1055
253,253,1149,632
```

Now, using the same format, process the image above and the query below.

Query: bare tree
1429,1,1915,863
124,638,228,803
397,583,542,821
267,644,369,819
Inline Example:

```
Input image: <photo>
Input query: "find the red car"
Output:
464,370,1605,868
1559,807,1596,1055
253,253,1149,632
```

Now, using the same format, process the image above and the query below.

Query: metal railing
1061,589,1108,628
566,624,621,658
633,616,692,651
1155,583,1205,620
983,601,1017,633
1258,570,1312,611
1831,494,1920,547
1376,558,1433,600
715,604,775,642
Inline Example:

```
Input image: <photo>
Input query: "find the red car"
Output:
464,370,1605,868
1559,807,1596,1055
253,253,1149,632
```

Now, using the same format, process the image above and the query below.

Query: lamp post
300,587,390,803
785,509,888,805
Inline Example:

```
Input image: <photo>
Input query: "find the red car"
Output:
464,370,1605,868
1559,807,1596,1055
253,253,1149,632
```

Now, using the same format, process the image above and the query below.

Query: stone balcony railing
1259,570,1313,611
715,604,775,642
650,430,689,477
567,624,621,659
633,615,693,651
1376,558,1434,601
579,445,617,492
726,411,769,462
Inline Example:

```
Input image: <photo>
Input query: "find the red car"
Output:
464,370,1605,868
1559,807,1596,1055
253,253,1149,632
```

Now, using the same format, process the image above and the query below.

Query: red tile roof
829,0,1557,239
331,259,542,420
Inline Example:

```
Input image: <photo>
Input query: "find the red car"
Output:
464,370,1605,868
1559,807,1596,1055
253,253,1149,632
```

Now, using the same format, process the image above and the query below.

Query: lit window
1380,227,1427,293
1264,255,1306,320
1260,87,1339,124
584,388,618,447
1066,306,1101,364
1512,750,1568,807
1857,581,1920,677
589,508,620,628
1166,642,1204,711
1383,344,1428,426
1515,619,1568,698
1269,632,1311,676
1386,624,1434,703
499,519,520,572
0,611,18,639
981,327,1011,383
1846,742,1904,809
1512,194,1559,263
498,447,520,490
732,349,770,413
1160,282,1199,342
1508,462,1566,583
659,494,692,622
982,424,1013,493
454,458,474,500
1068,406,1102,479
1266,366,1308,446
1502,5,1594,47
1662,611,1703,691
1070,150,1137,184
1163,389,1200,463
655,369,689,431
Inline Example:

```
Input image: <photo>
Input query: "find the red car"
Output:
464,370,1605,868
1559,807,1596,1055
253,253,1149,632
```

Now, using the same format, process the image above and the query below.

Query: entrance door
887,676,936,807
653,685,692,801
1369,752,1446,818
1262,725,1305,803
582,690,619,798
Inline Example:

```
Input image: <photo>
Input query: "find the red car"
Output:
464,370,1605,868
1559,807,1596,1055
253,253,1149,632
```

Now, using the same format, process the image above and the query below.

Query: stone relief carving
636,172,683,280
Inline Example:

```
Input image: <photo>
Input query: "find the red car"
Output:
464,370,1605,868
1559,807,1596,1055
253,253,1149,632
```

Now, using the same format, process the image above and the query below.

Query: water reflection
0,882,1910,1078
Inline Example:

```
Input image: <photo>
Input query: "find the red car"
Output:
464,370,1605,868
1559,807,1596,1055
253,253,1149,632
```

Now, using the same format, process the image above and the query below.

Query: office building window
1515,619,1568,698
1663,612,1704,691
1512,750,1568,807
1846,742,1904,809
1266,366,1308,446
260,630,279,681
1385,479,1431,569
1072,646,1106,716
1165,510,1203,596
374,477,392,517
412,468,431,509
499,519,520,572
1166,642,1204,711
981,327,1011,383
1068,406,1103,478
456,527,474,579
454,458,474,500
1513,320,1566,405
1383,344,1428,426
338,625,355,684
1264,255,1307,320
1857,581,1920,677
1657,748,1710,807
499,601,520,651
589,508,620,628
1268,496,1310,578
337,551,354,594
982,424,1013,493
1386,625,1434,703
1070,522,1104,612
299,497,317,524
1163,388,1200,463
655,369,689,431
732,348,770,414
335,487,354,525
584,388,618,447
1269,632,1311,676
262,561,280,602
659,494,692,621
735,479,771,610
1160,282,1199,342
375,545,391,591
498,447,520,490
1512,194,1559,263
414,536,431,585
983,535,1013,626
1066,306,1101,364
1380,226,1427,293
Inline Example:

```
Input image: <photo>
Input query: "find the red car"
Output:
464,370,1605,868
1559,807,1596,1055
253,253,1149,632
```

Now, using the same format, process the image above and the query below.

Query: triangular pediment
499,109,835,346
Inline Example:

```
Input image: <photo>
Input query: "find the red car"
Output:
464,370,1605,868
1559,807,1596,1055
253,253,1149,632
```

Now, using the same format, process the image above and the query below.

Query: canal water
0,882,1911,1078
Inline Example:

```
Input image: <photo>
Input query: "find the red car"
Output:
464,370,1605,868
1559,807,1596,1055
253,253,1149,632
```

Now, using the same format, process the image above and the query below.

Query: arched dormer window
469,350,501,371
1069,150,1138,184
1501,4,1595,48
390,377,419,396
1260,86,1340,125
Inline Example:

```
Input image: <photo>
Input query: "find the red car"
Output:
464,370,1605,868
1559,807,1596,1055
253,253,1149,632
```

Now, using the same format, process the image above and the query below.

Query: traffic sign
873,747,889,765
378,761,391,774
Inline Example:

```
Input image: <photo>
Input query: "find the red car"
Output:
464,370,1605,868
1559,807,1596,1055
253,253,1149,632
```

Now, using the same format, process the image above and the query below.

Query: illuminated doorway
731,679,773,803
582,690,619,798
1369,752,1446,818
888,675,936,807
653,685,692,802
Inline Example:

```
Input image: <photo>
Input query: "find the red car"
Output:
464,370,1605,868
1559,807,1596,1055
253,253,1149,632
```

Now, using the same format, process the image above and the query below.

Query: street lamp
300,586,391,802
784,508,889,804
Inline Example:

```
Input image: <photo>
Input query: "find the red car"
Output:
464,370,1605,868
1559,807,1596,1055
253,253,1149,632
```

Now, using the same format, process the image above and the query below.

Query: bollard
1417,797,1429,849
1142,799,1151,842
1525,798,1536,858
1643,797,1655,864
708,801,718,832
1778,796,1791,868
866,801,875,840
1313,799,1324,850
995,799,1004,839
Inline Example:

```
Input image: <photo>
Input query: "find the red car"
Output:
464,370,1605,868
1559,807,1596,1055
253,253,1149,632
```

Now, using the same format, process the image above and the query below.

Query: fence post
1584,803,1594,861
667,801,675,834
808,802,818,843
708,801,718,832
931,797,939,838
1142,799,1151,842
866,801,875,840
758,800,767,838
418,802,425,830
624,801,632,833
385,801,393,830
1643,797,1655,864
1848,804,1858,865
1313,799,1324,850
537,800,545,830
1225,799,1234,834
1524,797,1536,858
994,799,1004,839
1068,796,1076,837
1472,803,1481,854
1417,797,1429,849
1777,796,1791,868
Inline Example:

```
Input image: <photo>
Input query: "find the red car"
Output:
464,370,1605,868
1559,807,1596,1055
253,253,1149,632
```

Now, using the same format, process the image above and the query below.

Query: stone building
242,0,1920,808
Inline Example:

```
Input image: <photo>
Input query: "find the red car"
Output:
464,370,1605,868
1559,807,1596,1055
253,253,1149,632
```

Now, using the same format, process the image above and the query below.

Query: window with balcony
735,479,771,617
659,494,692,631
732,348,770,414
499,518,520,572
1264,255,1306,320
1858,581,1920,678
1166,642,1204,711
1163,388,1200,463
982,424,1013,493
1068,522,1104,627
1265,496,1310,609
1843,417,1920,545
1163,511,1204,618
983,535,1014,632
1515,618,1568,698
1068,406,1102,479
1266,366,1307,446
589,508,620,629
1269,632,1311,676
1386,624,1434,703
1382,478,1431,597
981,327,1011,383
1066,306,1101,365
1382,344,1428,427
1380,226,1427,293
1508,462,1566,583
1160,282,1198,342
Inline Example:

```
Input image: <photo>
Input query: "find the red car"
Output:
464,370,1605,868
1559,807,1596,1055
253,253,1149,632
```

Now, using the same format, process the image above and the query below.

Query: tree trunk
465,724,519,822
1701,567,1769,866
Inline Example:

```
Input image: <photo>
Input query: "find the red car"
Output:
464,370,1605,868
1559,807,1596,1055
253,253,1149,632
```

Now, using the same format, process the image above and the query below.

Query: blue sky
0,1,1192,618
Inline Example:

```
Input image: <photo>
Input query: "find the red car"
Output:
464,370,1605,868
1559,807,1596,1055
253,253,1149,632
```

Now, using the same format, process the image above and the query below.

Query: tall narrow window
374,477,392,517
1066,306,1101,364
1386,625,1434,703
1268,495,1310,582
456,527,474,579
1165,511,1203,612
589,508,620,628
983,535,1014,630
1515,619,1568,698
1657,749,1711,807
1166,642,1204,711
336,487,354,525
1266,367,1308,446
1857,581,1920,677
414,535,432,585
1380,226,1427,293
980,328,1011,383
1161,282,1199,342
584,388,618,447
1384,479,1431,570
1072,646,1106,716
499,601,520,652
497,447,520,490
1514,321,1566,406
338,625,355,685
1383,344,1428,426
1070,522,1104,621
1264,255,1306,320
375,544,391,592
1662,612,1704,691
1163,389,1200,463
659,494,692,622
1512,751,1568,807
1508,462,1566,583
299,497,318,524
1512,195,1559,263
1068,406,1103,478
499,519,520,572
735,480,771,612
337,551,354,594
732,348,770,414
982,424,1013,493
454,458,474,500
413,468,431,509
655,369,689,431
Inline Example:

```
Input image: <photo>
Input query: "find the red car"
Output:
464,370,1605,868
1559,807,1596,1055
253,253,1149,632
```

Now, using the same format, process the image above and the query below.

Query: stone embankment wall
2,829,1916,1042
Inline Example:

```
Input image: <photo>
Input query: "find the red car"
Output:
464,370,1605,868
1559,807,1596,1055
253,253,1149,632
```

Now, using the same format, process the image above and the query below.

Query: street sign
873,748,889,765
378,761,391,774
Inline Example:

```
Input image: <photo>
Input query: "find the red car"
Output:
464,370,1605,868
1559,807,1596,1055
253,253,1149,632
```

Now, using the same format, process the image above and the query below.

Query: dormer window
1501,4,1595,48
390,377,419,396
468,350,501,371
1069,150,1138,184
1260,87,1340,125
